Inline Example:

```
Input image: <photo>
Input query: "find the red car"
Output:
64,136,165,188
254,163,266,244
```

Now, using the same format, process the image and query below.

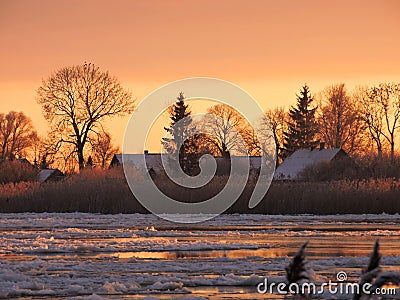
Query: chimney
319,142,325,150
144,150,149,155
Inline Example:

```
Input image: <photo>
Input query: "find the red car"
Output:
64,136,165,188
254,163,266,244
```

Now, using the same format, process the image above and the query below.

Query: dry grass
0,167,399,214
256,179,400,215
0,168,145,213
0,161,38,184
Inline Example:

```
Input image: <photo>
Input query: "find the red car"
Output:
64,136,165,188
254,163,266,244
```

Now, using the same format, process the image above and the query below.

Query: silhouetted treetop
36,62,134,169
283,84,319,157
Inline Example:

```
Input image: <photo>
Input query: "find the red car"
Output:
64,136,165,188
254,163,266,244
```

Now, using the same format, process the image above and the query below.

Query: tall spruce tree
283,85,319,157
162,92,194,174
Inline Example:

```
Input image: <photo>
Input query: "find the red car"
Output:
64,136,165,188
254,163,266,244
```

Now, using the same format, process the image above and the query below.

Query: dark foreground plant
357,240,400,299
285,241,311,299
354,240,382,300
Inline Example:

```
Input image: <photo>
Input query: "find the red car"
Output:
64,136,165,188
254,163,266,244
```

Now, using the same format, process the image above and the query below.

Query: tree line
162,83,400,174
1,62,399,173
267,83,400,164
1,63,132,171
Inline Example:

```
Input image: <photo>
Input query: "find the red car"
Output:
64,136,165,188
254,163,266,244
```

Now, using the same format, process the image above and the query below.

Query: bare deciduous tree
0,111,37,161
317,83,367,155
241,126,262,156
369,83,400,161
264,107,287,165
36,63,134,169
91,131,119,168
355,84,400,159
200,104,248,157
354,86,385,156
34,131,66,170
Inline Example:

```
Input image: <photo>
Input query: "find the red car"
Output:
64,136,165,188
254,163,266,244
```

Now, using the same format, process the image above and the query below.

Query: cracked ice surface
0,213,400,299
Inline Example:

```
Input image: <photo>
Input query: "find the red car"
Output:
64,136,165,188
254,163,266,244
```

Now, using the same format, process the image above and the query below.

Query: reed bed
0,167,399,214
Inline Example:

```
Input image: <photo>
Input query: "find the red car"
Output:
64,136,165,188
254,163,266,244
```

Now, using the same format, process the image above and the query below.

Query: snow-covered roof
38,169,65,183
111,154,263,173
111,154,163,171
274,148,346,180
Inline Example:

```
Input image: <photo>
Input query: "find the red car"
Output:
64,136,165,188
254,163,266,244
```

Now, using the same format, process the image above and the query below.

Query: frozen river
0,213,400,299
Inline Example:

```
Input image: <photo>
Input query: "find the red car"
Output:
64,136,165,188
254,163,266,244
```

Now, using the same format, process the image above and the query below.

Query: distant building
110,153,264,175
274,144,351,180
110,153,163,172
38,169,66,183
16,158,32,166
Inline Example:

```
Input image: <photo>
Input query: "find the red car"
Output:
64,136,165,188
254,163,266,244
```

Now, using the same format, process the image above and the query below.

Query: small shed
38,169,66,183
274,147,351,180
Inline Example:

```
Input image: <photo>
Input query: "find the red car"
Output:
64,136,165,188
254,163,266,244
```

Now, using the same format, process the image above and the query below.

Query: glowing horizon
1,0,399,151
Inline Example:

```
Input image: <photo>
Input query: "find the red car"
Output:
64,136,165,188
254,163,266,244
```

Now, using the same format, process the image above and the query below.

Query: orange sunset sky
1,0,400,152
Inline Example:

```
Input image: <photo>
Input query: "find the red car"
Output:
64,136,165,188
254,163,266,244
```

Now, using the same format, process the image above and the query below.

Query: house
214,156,263,175
16,158,32,166
273,144,351,180
110,152,163,175
38,168,66,183
110,153,264,175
